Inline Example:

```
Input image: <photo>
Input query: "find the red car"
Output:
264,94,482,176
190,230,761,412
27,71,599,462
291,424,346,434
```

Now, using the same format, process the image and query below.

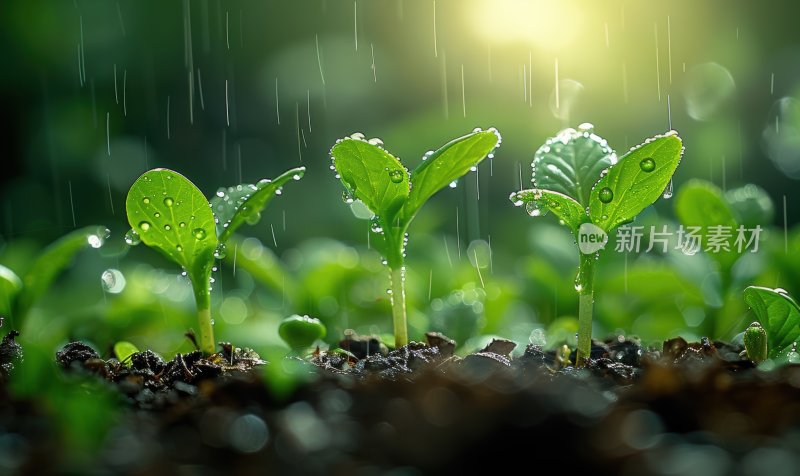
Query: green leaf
14,225,109,321
674,179,739,269
330,136,410,225
743,286,800,358
400,129,500,223
510,188,586,234
125,169,218,284
0,264,22,318
589,132,683,232
532,125,617,208
113,341,140,364
278,314,327,350
211,166,305,243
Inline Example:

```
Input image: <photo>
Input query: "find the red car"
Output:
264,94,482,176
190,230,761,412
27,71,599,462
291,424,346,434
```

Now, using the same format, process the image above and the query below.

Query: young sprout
743,286,800,363
113,341,140,364
330,129,501,348
126,167,304,355
279,315,326,351
510,124,683,366
743,322,767,363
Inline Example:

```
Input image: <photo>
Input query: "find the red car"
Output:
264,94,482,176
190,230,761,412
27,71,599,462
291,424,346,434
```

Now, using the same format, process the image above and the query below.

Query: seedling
113,341,140,364
742,322,767,363
278,315,326,351
510,124,683,366
126,167,304,355
743,286,800,362
0,225,109,329
330,129,501,347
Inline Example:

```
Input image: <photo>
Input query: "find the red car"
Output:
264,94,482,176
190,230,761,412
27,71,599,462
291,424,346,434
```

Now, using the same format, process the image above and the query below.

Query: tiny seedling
742,322,767,363
330,129,501,347
743,286,800,362
126,166,304,355
0,225,110,330
113,341,140,364
511,124,683,366
278,315,327,351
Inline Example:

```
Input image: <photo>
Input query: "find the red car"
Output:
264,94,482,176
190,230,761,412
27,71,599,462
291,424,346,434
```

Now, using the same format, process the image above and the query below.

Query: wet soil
5,330,800,475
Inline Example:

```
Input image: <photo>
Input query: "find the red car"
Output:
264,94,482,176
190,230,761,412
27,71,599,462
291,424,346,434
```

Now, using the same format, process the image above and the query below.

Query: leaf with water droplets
401,129,500,223
589,132,683,232
330,137,409,224
14,225,109,322
744,286,800,359
674,179,739,269
210,166,305,243
532,126,617,208
510,189,585,234
126,169,218,289
0,264,22,318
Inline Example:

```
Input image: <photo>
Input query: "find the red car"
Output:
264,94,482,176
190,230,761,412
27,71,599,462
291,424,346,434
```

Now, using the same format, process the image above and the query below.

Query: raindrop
176,245,183,252
100,268,126,294
87,233,105,249
139,221,151,231
164,197,174,207
525,201,545,217
368,137,384,146
342,191,354,204
154,212,161,218
529,328,547,346
388,169,404,184
124,229,141,246
179,222,186,228
598,187,614,203
142,197,151,204
662,180,674,199
214,243,228,259
449,180,458,189
639,157,656,172
164,224,172,231
370,220,383,234
193,228,207,240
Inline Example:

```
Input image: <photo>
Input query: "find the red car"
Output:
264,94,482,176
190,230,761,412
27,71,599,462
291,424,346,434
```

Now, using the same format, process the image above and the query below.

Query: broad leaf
589,132,683,232
14,225,109,321
532,125,617,208
744,286,800,358
510,189,586,234
125,169,218,284
400,129,500,223
330,136,409,225
211,166,305,243
675,179,739,269
0,264,22,318
113,341,140,363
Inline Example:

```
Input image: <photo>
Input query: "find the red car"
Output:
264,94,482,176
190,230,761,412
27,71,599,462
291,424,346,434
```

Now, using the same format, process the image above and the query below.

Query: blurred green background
2,0,800,356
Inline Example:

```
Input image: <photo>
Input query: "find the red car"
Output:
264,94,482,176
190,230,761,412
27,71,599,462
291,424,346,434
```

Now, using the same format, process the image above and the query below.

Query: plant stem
575,253,596,367
192,276,215,355
389,265,408,348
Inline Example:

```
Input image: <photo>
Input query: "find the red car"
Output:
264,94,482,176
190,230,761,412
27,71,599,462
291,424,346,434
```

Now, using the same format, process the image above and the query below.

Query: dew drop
176,245,183,252
142,197,151,204
598,187,614,203
139,221,151,231
124,229,141,246
87,234,105,248
164,197,174,207
100,268,126,294
214,243,227,259
639,157,656,172
388,169,404,184
154,212,161,218
193,228,207,240
525,201,543,217
449,180,458,189
662,180,674,199
179,222,186,228
164,224,172,231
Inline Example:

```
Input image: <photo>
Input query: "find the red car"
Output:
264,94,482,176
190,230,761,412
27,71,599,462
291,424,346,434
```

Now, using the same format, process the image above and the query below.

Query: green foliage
211,167,305,243
743,286,800,359
511,125,684,365
278,314,326,350
330,129,501,346
0,264,22,317
675,179,739,269
125,167,304,355
113,341,140,363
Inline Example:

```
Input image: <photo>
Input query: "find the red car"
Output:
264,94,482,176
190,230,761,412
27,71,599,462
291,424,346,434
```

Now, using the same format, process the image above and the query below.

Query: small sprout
556,344,572,369
743,322,767,363
330,129,501,347
279,315,326,351
113,341,140,364
511,126,683,366
126,167,304,355
743,286,800,364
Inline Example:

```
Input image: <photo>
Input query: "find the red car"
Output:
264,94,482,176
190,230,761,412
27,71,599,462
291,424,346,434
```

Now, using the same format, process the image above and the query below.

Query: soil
4,329,800,475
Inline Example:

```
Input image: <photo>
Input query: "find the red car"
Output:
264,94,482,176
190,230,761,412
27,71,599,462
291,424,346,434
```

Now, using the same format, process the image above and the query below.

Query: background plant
330,129,501,347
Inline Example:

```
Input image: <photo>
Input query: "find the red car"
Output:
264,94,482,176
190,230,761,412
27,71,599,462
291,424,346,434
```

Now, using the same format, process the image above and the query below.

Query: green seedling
278,315,327,351
511,124,683,366
126,166,304,355
330,129,501,347
113,341,140,364
0,225,109,329
743,286,800,361
742,322,768,363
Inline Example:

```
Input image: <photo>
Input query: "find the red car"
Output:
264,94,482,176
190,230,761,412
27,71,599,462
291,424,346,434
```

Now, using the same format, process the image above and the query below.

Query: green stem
575,253,596,367
390,265,408,348
192,276,215,355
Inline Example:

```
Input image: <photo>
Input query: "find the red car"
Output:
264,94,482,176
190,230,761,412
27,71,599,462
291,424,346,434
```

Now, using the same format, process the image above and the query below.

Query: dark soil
5,330,800,475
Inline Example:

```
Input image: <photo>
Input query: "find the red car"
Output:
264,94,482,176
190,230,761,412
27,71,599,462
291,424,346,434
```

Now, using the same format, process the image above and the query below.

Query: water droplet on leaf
214,243,227,259
142,197,150,204
124,229,141,246
164,197,174,207
388,169,404,184
101,268,126,294
139,221,151,231
193,228,207,240
598,187,614,203
639,157,656,172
